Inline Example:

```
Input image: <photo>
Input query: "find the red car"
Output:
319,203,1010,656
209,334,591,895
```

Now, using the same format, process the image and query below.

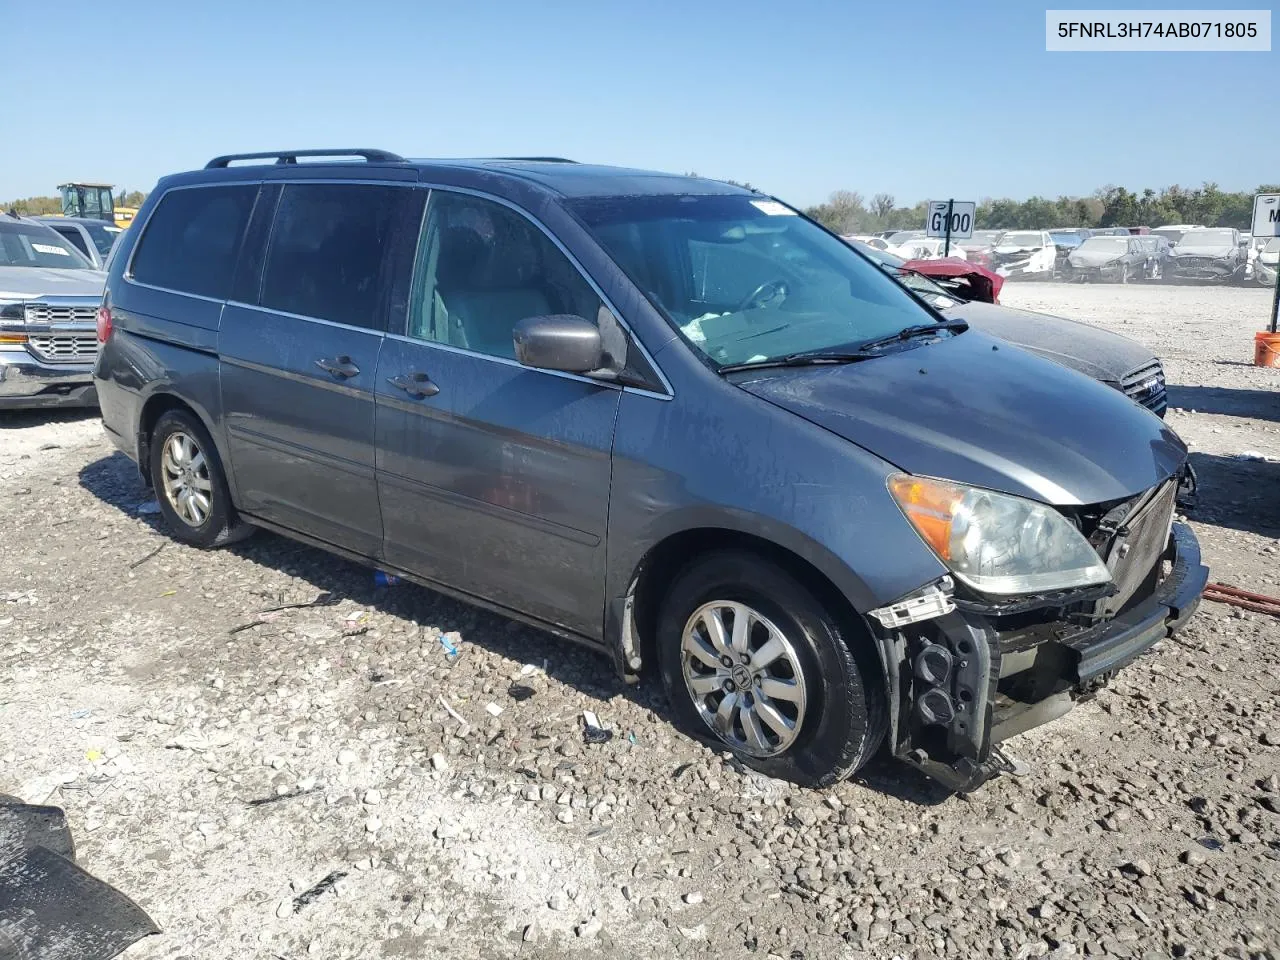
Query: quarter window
130,185,256,298
408,191,602,360
260,183,409,330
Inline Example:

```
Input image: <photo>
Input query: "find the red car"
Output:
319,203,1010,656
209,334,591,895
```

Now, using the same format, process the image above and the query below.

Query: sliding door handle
315,355,360,378
387,371,440,398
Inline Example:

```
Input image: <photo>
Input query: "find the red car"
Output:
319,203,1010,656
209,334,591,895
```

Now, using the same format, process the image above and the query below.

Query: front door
220,181,423,557
375,189,621,637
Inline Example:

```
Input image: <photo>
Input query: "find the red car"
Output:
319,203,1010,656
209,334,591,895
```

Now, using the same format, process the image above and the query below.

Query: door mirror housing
513,315,605,374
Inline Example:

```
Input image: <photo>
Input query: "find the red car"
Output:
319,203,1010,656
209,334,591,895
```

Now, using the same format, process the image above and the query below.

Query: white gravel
2,282,1279,959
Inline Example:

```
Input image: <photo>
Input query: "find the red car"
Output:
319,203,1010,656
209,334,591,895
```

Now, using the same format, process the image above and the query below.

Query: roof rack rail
204,149,406,169
493,156,578,163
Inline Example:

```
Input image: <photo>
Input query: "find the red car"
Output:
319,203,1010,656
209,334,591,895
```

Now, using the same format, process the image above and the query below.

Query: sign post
926,200,976,257
1254,194,1280,334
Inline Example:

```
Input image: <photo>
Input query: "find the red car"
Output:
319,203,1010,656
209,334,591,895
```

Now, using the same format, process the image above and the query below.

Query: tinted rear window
52,225,92,258
260,183,407,329
130,185,256,298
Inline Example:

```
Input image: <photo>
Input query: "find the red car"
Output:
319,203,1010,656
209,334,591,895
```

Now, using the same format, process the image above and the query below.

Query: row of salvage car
852,226,1277,285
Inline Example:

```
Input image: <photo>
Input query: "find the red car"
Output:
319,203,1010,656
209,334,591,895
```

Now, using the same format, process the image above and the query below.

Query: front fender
605,384,950,674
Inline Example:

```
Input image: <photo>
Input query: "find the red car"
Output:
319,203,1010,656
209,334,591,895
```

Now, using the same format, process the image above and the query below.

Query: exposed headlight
888,474,1111,596
0,300,23,322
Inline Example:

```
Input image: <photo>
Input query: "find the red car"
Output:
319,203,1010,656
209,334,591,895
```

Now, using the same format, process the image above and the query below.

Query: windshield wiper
855,319,968,351
718,348,880,373
718,320,968,374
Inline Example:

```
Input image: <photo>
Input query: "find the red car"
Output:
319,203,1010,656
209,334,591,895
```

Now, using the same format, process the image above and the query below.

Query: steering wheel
735,279,789,313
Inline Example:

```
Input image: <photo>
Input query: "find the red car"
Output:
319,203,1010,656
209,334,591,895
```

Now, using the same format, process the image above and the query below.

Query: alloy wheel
160,431,212,527
680,601,808,757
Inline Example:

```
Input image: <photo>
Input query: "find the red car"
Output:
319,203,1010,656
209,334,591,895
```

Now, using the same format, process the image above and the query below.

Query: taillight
96,304,113,343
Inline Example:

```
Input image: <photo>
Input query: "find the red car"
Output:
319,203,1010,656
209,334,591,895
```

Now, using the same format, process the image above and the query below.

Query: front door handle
315,355,360,378
387,371,440,398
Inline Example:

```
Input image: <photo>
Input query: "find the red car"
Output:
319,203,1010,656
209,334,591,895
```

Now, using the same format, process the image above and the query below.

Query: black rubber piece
0,845,158,960
0,803,76,862
148,409,253,548
656,550,887,787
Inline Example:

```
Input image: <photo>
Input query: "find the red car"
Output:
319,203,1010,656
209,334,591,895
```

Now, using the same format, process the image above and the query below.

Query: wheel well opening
137,394,198,485
630,528,879,678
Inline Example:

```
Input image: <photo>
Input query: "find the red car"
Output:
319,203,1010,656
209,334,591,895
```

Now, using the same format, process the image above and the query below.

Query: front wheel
656,551,886,787
149,410,253,548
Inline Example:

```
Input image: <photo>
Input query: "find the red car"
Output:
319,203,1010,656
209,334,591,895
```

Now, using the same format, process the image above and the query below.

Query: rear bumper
0,348,97,409
891,522,1207,792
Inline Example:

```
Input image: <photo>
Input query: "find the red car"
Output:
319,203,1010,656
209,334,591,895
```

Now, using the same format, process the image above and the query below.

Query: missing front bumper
885,522,1207,792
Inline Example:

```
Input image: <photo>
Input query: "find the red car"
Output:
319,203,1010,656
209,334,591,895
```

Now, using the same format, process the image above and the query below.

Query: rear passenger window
260,183,407,330
130,185,256,298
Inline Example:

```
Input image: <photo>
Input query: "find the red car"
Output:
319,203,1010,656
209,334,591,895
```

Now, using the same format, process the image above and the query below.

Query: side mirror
513,315,604,373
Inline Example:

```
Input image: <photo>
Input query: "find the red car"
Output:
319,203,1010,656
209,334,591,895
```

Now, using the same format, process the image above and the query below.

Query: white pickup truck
0,214,106,410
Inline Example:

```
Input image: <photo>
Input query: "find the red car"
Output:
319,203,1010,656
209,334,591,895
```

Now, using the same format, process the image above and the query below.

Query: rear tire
149,410,253,548
656,551,886,787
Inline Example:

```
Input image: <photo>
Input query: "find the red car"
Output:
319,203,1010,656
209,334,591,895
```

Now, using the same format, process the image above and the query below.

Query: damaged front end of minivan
867,473,1208,793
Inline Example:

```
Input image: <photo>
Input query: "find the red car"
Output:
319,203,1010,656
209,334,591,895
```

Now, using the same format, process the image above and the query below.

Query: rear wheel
149,410,253,548
656,551,886,787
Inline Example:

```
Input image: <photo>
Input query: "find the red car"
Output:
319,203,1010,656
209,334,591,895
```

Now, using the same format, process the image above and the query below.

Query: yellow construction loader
57,182,137,228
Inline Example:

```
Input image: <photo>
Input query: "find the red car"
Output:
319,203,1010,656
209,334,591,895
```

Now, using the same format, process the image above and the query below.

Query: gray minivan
95,150,1207,792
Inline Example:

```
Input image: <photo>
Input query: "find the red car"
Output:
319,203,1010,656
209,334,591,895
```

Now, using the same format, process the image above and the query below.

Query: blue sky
2,0,1274,207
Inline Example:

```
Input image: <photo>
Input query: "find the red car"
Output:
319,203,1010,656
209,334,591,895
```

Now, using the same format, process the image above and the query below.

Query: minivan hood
0,266,106,300
736,331,1185,506
1174,241,1234,257
940,301,1155,383
1068,248,1124,267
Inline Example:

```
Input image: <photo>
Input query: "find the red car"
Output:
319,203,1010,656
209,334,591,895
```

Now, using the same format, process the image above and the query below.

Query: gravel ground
2,282,1278,960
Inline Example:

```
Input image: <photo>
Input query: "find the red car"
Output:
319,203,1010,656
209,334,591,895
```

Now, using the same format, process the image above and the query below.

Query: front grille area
1120,360,1167,416
1101,481,1177,617
26,334,98,363
23,304,97,325
993,251,1033,269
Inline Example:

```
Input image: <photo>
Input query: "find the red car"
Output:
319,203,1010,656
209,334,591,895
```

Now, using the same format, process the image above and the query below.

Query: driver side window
408,191,602,361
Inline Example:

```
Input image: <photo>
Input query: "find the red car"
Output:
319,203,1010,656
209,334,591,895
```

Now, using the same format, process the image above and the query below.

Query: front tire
149,410,253,548
656,551,886,787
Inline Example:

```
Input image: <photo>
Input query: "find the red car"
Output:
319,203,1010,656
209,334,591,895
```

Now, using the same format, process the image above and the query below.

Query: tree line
802,182,1280,235
6,180,1275,236
2,190,148,217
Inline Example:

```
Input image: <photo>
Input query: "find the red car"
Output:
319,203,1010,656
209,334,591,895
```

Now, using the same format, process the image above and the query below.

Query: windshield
85,222,122,258
1152,228,1185,244
0,222,92,269
1180,229,1235,246
571,194,946,367
1077,237,1128,253
996,231,1043,248
1049,229,1090,239
959,230,1001,247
